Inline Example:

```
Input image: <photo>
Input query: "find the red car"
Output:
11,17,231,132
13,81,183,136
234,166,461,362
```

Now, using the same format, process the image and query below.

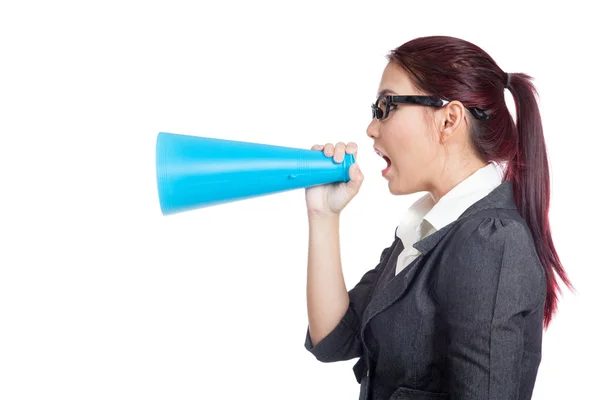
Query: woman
303,36,571,400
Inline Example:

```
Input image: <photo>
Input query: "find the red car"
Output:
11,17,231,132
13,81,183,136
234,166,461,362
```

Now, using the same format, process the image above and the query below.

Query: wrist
307,210,340,223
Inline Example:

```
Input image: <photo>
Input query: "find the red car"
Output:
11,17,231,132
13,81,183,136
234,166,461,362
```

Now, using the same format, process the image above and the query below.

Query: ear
436,100,466,144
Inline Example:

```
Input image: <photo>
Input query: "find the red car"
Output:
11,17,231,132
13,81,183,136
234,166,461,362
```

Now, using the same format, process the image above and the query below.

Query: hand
305,142,363,218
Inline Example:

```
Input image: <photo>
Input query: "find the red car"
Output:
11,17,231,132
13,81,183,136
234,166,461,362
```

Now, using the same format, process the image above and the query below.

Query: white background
1,1,598,399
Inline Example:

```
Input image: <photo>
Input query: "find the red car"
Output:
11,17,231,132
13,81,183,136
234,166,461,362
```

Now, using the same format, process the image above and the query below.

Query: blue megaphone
155,132,355,215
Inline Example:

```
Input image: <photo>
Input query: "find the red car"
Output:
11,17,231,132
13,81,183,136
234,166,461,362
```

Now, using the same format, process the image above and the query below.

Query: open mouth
374,148,392,176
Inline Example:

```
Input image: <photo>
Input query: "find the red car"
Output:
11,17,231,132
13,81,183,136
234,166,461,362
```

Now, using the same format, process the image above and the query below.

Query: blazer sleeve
304,239,396,363
435,217,547,400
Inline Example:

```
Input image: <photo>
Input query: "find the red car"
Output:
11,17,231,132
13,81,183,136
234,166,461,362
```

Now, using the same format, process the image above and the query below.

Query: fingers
312,142,359,163
346,142,358,161
334,142,346,163
323,143,334,156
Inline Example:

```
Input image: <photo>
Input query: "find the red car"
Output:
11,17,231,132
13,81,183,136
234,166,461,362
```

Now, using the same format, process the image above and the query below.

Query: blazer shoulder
436,212,546,310
441,211,546,299
450,207,535,249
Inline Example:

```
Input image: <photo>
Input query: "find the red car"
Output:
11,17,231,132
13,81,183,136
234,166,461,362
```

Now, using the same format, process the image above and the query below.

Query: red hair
387,36,572,328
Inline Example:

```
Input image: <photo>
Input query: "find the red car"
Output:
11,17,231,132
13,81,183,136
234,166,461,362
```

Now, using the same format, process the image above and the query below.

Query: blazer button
366,369,370,377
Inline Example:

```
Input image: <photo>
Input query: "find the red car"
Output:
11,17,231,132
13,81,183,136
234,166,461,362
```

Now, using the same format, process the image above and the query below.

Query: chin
387,181,405,196
387,178,415,196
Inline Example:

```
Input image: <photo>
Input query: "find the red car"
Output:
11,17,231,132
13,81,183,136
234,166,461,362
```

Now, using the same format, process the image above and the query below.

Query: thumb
346,163,364,192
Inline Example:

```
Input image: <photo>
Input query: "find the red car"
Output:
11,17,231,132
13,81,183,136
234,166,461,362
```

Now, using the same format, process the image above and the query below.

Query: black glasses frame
371,95,489,121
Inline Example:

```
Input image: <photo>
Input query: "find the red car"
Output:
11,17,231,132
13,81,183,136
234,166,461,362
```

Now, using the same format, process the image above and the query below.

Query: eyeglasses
371,95,490,121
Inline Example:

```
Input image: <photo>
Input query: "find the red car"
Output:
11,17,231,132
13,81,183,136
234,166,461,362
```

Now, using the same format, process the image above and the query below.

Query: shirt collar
413,179,516,255
395,191,435,243
423,162,503,231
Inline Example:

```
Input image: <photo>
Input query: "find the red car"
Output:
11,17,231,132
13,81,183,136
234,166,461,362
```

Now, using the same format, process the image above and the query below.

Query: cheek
387,125,427,165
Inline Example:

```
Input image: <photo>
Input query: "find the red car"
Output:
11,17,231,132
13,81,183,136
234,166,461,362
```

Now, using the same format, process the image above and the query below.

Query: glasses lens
377,97,389,120
372,104,383,120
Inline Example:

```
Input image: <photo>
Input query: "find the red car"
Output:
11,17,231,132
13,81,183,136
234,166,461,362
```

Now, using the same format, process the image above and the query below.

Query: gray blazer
304,180,547,400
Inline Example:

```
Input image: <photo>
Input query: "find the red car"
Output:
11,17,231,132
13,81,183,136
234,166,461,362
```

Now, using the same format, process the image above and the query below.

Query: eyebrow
377,89,398,96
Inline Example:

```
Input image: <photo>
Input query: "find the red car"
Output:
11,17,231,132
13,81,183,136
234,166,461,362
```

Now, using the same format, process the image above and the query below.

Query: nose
366,118,379,139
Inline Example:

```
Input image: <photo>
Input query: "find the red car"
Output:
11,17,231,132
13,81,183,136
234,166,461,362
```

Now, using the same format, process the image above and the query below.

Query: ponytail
504,72,573,328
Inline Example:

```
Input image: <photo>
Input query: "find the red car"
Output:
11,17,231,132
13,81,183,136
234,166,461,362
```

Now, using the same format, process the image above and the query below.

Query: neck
427,157,488,203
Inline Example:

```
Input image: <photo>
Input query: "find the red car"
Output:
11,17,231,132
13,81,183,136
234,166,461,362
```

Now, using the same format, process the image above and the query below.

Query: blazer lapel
372,237,404,294
360,248,425,342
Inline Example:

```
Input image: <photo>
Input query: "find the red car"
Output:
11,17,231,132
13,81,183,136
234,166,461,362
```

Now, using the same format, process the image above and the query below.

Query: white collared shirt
395,162,504,276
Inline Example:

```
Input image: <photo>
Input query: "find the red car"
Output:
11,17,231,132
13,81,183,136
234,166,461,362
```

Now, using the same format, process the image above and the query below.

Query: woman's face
367,62,440,195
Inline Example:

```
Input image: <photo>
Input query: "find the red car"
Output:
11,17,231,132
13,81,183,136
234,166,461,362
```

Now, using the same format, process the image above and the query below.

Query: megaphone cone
156,132,355,215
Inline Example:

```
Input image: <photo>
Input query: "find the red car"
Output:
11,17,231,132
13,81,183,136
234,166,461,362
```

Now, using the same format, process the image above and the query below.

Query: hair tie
505,72,511,89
